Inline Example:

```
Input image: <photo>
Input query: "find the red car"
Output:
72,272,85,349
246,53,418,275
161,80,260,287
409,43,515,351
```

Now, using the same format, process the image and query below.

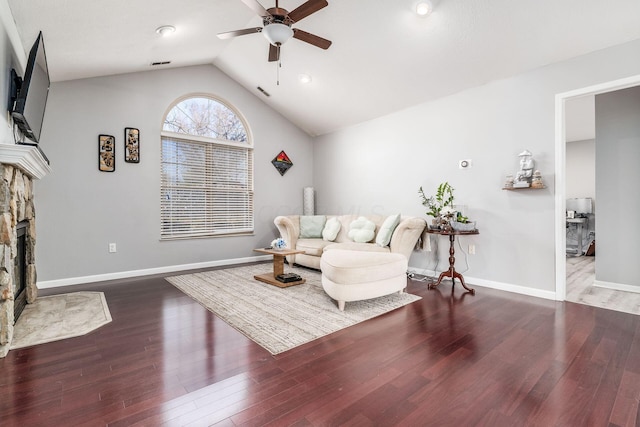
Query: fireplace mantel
0,144,50,179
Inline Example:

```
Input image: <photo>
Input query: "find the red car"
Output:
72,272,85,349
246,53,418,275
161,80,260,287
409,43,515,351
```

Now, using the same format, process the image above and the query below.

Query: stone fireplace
14,220,29,321
0,144,50,358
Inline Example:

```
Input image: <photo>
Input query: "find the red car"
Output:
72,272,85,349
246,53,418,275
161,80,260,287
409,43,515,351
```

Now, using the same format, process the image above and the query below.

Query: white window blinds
160,96,253,240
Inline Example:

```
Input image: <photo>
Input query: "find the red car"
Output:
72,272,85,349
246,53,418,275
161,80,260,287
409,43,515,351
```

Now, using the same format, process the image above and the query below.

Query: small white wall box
459,159,472,169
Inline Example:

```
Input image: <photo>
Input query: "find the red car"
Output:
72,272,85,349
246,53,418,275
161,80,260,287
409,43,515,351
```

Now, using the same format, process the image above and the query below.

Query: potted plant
418,182,456,229
451,211,476,231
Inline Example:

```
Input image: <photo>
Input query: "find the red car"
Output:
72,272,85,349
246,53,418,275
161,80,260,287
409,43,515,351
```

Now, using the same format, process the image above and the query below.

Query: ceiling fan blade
239,0,271,17
268,44,279,62
217,27,262,39
288,0,328,23
292,28,332,49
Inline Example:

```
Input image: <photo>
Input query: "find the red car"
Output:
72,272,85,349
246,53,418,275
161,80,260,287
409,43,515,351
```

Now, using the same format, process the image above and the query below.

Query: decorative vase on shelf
531,170,544,188
504,174,514,189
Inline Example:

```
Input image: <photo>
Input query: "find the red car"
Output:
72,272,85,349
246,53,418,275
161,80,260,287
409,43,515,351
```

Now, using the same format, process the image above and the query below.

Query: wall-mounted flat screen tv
11,31,50,144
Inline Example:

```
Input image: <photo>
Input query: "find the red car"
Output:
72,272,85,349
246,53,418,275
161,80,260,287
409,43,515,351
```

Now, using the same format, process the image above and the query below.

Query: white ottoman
320,250,408,311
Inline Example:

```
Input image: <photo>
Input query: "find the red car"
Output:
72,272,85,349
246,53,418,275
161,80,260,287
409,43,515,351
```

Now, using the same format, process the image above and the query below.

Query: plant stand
425,229,479,294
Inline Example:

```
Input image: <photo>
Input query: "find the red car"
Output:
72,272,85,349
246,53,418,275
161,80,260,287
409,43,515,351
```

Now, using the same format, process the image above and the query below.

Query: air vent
151,61,171,66
257,86,271,97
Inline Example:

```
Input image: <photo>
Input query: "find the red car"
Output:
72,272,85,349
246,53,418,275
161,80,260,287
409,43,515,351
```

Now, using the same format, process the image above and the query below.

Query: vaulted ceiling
7,0,640,136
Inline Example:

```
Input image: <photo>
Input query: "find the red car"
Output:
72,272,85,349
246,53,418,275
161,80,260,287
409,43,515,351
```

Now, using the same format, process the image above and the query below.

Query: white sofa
274,215,427,269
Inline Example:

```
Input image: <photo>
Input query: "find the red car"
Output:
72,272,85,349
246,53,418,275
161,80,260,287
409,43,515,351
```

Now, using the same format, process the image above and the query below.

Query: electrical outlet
459,159,473,169
468,244,475,255
108,243,117,253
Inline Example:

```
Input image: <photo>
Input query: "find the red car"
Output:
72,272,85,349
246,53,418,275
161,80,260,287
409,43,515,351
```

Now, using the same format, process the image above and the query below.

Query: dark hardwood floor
2,264,640,426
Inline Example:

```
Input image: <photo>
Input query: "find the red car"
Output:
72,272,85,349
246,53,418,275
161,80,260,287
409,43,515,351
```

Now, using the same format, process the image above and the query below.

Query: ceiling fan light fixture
155,25,176,37
416,2,432,16
262,23,294,46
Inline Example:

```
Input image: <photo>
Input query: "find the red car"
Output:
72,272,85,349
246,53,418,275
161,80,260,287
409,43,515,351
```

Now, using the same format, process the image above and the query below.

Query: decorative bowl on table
270,238,287,250
451,220,476,231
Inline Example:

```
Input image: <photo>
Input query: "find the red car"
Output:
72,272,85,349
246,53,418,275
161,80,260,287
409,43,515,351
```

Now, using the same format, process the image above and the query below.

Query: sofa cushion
296,238,333,257
300,215,326,238
321,250,408,285
375,213,401,247
324,242,390,254
322,217,341,241
348,216,376,243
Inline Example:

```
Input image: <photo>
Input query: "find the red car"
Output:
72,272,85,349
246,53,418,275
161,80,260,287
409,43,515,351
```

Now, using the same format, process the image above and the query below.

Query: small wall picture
99,134,115,172
271,150,293,176
124,127,140,163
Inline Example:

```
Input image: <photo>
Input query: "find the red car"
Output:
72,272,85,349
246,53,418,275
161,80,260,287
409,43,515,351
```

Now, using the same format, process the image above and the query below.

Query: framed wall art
271,150,293,176
98,134,115,172
124,127,140,163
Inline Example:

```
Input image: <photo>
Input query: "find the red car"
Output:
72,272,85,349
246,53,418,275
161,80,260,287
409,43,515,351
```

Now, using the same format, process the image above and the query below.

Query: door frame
554,74,640,300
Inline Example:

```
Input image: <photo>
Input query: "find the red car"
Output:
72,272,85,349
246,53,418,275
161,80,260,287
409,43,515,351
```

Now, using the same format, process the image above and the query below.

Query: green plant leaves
418,182,455,218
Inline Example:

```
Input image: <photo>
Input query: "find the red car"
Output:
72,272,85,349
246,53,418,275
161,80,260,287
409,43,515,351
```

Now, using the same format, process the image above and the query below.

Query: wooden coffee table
253,248,306,287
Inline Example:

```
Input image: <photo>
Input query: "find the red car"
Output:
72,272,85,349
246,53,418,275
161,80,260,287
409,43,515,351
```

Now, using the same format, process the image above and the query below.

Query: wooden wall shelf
502,186,546,191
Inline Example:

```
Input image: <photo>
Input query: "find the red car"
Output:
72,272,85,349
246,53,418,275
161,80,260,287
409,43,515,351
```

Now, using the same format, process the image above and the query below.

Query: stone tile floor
10,291,111,350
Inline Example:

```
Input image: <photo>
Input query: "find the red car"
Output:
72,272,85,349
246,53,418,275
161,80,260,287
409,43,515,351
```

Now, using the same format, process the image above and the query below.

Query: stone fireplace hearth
0,144,50,358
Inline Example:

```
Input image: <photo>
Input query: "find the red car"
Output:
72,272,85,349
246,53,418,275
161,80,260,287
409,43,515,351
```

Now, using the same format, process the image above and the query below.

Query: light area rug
166,264,421,355
10,292,112,350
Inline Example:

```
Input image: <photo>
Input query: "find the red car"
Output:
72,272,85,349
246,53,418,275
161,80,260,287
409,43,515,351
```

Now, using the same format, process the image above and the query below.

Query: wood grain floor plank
2,264,640,425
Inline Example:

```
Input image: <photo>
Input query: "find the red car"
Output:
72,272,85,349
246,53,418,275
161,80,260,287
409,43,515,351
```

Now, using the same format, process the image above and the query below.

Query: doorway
564,97,596,302
555,74,640,304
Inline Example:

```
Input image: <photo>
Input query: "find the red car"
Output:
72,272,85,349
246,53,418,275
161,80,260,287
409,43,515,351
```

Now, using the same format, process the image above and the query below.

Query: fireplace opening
14,220,28,322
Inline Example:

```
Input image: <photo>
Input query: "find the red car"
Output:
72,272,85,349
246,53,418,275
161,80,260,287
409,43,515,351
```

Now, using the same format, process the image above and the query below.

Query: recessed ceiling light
298,74,312,84
156,25,176,37
415,2,431,16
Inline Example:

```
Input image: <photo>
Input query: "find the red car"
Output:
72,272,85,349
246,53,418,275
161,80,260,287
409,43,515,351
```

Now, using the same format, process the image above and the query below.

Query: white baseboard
407,265,557,301
40,259,559,301
37,255,272,289
594,280,640,294
466,276,557,300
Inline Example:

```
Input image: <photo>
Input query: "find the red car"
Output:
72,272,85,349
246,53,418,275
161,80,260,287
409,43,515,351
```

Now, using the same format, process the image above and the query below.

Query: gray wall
595,86,640,288
5,0,640,295
313,38,640,294
0,0,25,145
0,18,10,142
35,64,314,282
566,139,596,202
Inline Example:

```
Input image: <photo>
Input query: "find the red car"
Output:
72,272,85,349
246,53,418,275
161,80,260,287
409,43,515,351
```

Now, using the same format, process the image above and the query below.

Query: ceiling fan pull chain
277,44,281,85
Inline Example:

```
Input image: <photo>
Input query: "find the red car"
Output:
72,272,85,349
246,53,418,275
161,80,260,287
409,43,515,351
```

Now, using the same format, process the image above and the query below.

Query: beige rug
10,292,112,350
166,264,421,355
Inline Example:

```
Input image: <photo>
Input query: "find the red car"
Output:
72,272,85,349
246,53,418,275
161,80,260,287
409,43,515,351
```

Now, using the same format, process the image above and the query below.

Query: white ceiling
7,0,640,136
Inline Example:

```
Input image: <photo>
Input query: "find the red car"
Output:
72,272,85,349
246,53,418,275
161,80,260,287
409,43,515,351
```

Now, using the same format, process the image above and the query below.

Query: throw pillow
322,217,341,241
375,214,401,247
348,216,376,243
299,215,326,238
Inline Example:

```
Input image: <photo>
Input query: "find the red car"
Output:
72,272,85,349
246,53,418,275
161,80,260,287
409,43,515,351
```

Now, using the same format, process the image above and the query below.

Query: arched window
160,95,253,239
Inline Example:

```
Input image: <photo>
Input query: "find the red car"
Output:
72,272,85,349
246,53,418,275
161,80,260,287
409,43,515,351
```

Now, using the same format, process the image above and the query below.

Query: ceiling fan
217,0,332,62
